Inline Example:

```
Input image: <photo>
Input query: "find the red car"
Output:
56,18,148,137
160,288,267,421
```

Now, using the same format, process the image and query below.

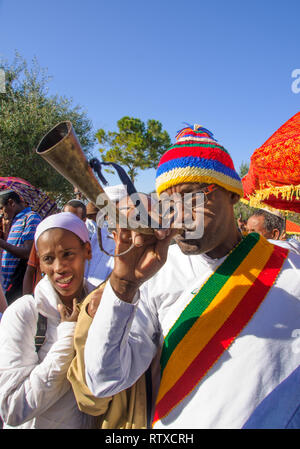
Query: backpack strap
35,313,47,353
145,366,153,428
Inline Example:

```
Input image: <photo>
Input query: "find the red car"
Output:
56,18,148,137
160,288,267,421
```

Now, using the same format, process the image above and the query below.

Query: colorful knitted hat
155,124,243,197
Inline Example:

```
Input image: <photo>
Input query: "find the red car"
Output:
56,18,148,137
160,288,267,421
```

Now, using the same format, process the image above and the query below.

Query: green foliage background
96,116,171,182
0,53,95,206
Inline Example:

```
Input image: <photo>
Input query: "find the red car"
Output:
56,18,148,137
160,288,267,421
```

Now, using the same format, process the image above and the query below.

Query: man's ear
229,192,240,205
272,229,280,240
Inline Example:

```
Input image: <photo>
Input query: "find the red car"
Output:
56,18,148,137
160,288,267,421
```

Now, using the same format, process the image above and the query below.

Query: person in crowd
74,186,83,201
0,215,5,242
22,188,127,295
0,213,11,241
23,199,89,296
0,214,9,310
67,278,148,428
83,185,127,288
84,124,300,429
246,208,285,240
0,212,98,429
246,208,300,255
85,202,98,234
22,199,86,296
237,214,247,235
64,199,87,221
0,190,41,304
22,241,43,295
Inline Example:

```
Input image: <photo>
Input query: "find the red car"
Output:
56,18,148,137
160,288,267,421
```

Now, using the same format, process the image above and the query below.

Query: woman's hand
58,298,80,322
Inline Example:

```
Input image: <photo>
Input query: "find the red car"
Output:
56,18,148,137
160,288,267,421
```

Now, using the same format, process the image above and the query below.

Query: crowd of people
0,124,299,430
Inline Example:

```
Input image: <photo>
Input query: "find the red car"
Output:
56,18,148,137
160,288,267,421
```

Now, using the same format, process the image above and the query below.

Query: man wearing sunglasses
84,124,300,429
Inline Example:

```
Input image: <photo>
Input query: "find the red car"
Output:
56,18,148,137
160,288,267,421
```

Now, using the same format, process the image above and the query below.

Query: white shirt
84,220,115,287
84,242,300,429
269,238,300,255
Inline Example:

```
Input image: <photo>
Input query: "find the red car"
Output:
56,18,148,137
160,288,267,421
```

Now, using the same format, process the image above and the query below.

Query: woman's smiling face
37,228,91,304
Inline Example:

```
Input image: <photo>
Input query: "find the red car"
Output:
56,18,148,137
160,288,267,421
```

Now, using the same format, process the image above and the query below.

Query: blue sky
0,0,299,193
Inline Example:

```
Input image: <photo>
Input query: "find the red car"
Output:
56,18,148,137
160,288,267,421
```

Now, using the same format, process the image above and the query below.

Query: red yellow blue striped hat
155,124,244,197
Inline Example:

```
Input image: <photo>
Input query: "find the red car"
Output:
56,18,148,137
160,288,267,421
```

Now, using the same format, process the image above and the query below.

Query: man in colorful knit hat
84,125,300,429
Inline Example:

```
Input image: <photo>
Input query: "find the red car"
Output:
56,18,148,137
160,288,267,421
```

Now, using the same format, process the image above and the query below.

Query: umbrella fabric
0,177,58,219
242,112,300,213
286,220,300,235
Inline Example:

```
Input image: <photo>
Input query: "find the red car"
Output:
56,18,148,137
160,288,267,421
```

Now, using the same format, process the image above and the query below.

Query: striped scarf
153,233,289,425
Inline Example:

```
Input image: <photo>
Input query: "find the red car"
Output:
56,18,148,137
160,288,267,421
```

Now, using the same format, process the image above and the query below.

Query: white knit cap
34,212,90,248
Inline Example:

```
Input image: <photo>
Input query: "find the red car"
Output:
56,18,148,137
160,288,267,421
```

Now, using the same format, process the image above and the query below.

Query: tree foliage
234,161,252,221
238,161,249,178
0,52,95,204
96,116,171,182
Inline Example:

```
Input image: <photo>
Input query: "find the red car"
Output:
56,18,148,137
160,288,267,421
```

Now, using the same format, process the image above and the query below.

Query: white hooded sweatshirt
0,275,97,429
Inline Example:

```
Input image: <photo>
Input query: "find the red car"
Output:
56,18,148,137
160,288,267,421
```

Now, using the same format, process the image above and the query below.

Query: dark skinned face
37,228,91,306
162,183,241,258
0,199,19,221
246,215,280,240
63,205,86,222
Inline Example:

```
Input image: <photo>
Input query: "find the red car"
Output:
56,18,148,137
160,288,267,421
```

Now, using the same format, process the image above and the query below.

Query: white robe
84,242,300,429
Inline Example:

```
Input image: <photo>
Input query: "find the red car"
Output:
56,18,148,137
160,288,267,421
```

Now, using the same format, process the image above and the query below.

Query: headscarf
34,212,90,249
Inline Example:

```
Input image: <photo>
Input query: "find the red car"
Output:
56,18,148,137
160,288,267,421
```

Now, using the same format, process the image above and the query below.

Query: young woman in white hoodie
0,212,98,429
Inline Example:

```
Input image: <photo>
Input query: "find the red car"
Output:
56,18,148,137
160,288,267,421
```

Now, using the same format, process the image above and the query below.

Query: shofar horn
36,121,156,234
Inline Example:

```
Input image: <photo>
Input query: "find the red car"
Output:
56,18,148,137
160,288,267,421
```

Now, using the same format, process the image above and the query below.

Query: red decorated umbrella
242,112,300,213
286,219,300,235
0,176,59,219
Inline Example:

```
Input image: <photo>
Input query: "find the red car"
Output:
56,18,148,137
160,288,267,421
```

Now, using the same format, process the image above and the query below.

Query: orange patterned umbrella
242,112,300,213
286,219,300,235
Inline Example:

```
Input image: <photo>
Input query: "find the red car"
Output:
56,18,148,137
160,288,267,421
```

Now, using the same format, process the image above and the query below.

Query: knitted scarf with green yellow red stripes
153,233,288,426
